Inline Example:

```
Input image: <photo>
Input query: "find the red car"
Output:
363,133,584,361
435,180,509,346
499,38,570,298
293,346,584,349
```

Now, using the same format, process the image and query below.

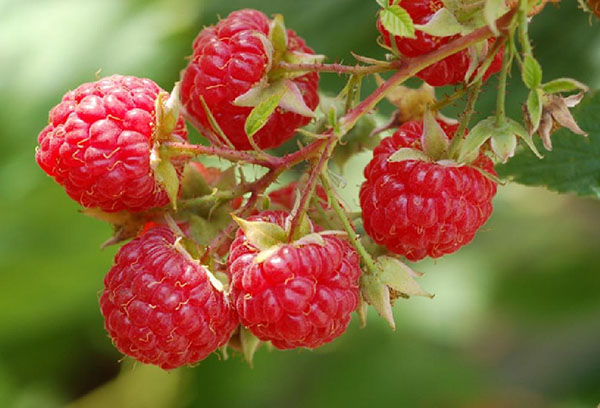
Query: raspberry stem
276,60,403,75
286,132,338,240
449,80,482,159
320,172,379,276
339,8,517,134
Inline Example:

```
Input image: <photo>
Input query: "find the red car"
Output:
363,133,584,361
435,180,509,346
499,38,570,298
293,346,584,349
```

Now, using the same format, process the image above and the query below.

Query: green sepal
153,83,181,141
360,273,395,329
240,326,261,368
506,118,543,159
387,147,431,163
152,147,179,209
421,109,450,160
269,14,288,67
356,293,369,328
415,7,464,37
231,215,287,251
457,117,496,163
376,256,433,298
360,256,433,330
483,0,509,36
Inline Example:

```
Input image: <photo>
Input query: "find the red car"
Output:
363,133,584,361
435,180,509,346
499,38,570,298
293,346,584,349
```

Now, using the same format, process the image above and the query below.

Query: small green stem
495,47,512,126
430,86,467,111
449,80,482,158
320,172,378,276
276,60,402,76
287,133,337,240
518,0,533,56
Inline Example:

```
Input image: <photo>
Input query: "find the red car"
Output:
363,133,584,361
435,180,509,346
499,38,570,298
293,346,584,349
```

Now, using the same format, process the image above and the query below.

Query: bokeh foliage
0,0,599,407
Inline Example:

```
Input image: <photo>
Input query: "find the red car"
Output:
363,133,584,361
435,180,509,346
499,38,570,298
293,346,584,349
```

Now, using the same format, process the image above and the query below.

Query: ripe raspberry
377,0,504,86
100,226,238,369
180,9,319,150
227,211,361,349
360,120,497,261
36,75,188,213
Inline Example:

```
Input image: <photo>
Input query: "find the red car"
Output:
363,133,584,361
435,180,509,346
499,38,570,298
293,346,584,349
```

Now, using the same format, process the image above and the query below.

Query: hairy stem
287,133,337,240
320,173,379,276
339,8,516,134
277,60,402,75
449,80,482,158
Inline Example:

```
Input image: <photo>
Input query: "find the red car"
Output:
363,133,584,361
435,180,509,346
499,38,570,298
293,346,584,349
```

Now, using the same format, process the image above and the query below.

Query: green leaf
522,55,543,90
507,118,542,159
244,92,284,138
376,0,387,8
415,8,464,37
526,88,543,134
380,5,415,39
497,91,600,198
231,215,287,250
541,78,589,94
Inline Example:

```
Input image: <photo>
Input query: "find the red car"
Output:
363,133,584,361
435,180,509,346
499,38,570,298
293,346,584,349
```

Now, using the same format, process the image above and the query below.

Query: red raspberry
180,9,319,150
100,226,238,369
227,211,361,349
359,120,497,261
36,75,188,213
377,0,503,86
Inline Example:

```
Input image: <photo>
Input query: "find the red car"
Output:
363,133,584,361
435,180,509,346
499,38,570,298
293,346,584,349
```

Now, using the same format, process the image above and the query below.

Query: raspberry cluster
33,1,538,369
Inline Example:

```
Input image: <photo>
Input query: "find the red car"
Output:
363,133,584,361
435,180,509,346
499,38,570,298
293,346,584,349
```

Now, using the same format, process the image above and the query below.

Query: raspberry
359,120,497,261
377,0,504,86
35,75,188,213
180,9,319,150
100,226,238,369
227,211,361,349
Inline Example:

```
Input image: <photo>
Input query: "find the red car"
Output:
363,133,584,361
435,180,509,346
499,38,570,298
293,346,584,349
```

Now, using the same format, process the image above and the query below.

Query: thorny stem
495,45,512,126
518,0,534,56
431,86,467,111
163,142,276,169
276,60,403,76
339,9,516,134
320,172,379,276
449,80,482,158
286,133,337,240
206,168,281,257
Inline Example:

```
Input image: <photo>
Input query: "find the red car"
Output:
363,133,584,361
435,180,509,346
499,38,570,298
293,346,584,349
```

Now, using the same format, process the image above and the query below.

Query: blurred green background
1,0,599,407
